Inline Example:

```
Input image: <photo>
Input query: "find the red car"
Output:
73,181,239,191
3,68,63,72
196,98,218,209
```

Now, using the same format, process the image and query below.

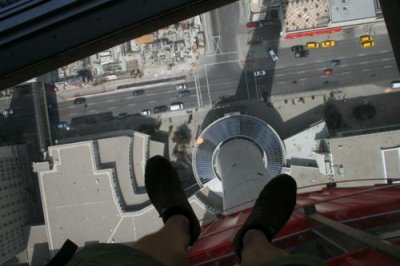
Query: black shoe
233,174,297,261
145,155,200,246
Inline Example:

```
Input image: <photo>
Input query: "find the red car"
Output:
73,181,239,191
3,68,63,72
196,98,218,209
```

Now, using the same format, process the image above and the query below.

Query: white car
141,109,152,116
57,122,70,131
268,49,278,61
170,102,184,111
254,70,266,77
176,84,187,91
2,109,13,118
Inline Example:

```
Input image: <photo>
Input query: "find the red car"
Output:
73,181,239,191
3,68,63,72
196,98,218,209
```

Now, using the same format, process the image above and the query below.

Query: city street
1,1,399,141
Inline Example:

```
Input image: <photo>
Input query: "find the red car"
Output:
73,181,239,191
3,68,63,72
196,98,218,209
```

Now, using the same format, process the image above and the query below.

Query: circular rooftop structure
193,114,286,188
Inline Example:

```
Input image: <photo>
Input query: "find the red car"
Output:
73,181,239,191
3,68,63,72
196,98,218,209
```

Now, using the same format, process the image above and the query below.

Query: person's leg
240,229,287,266
233,174,297,265
133,215,190,266
135,155,200,266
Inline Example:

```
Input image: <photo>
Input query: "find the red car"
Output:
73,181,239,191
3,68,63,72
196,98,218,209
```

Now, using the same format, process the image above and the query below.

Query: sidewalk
279,20,387,48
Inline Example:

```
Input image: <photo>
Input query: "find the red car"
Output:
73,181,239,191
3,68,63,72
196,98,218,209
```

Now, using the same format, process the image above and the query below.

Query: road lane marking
338,64,348,68
167,90,175,93
379,50,389,54
360,61,369,65
299,78,308,81
106,99,115,103
126,96,134,99
275,73,285,77
88,110,97,113
67,106,76,109
296,63,305,66
205,59,239,67
297,70,306,74
341,72,351,75
319,75,326,78
358,53,367,57
384,65,393,69
149,100,156,103
87,103,95,106
381,58,392,62
128,103,136,106
108,106,116,110
147,93,156,96
277,81,286,84
362,69,371,72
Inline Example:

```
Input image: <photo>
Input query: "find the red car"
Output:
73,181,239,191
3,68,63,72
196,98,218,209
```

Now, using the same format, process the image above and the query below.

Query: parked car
2,108,13,118
268,49,278,61
57,121,70,130
178,90,191,97
176,84,187,91
324,68,333,75
291,45,304,52
330,59,341,67
141,109,152,116
153,105,168,113
73,97,86,104
132,89,145,96
254,70,266,77
170,102,184,111
306,42,319,49
294,50,309,58
321,40,336,48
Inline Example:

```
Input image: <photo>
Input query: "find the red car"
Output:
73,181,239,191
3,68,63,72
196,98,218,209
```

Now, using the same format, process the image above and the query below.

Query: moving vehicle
57,121,70,130
294,50,309,58
178,90,191,97
268,49,278,61
291,45,304,52
330,59,341,67
141,109,152,115
360,35,373,42
321,40,336,48
176,84,187,91
170,102,184,111
73,97,86,104
391,80,400,89
253,70,266,77
153,105,168,113
306,42,319,49
132,89,145,96
360,41,375,48
324,68,333,75
115,112,128,119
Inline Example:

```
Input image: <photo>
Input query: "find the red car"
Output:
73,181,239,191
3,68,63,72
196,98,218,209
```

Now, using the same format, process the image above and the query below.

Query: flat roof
37,136,214,254
329,129,400,187
329,0,376,23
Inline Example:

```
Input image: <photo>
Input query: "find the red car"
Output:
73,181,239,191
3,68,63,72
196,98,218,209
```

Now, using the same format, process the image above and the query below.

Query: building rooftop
329,129,400,187
329,0,376,23
36,133,216,255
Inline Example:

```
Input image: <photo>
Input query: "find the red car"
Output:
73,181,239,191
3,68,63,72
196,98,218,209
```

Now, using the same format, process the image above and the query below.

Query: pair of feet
145,156,297,261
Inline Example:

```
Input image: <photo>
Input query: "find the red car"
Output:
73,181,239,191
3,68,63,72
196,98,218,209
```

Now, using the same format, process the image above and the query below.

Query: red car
246,21,259,28
324,69,333,75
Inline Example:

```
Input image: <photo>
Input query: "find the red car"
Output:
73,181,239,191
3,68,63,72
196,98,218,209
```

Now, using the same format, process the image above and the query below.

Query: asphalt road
2,3,400,138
